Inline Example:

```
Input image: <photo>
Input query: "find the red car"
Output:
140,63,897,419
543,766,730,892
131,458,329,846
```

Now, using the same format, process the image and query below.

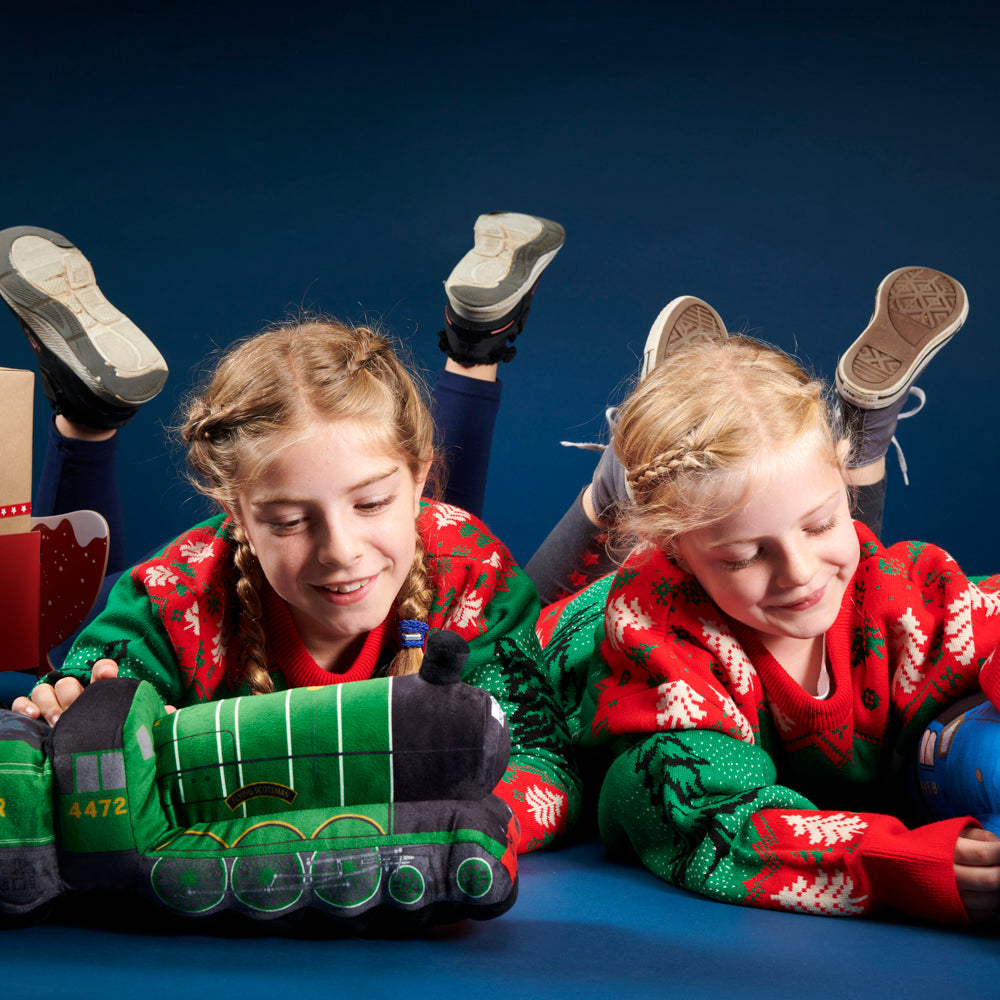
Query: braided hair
612,335,843,556
181,318,436,691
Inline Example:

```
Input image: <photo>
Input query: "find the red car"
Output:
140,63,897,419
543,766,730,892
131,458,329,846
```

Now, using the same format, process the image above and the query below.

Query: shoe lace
890,387,926,487
560,407,617,452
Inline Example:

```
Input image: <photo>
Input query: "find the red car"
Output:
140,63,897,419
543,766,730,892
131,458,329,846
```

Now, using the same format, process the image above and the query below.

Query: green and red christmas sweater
537,522,1000,922
57,500,581,853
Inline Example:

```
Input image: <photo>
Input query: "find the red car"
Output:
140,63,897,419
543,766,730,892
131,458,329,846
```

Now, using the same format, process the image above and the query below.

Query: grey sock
590,443,629,521
840,393,913,468
525,491,616,605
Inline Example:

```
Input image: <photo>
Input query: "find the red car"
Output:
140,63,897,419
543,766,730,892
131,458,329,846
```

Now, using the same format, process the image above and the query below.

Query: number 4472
68,798,127,819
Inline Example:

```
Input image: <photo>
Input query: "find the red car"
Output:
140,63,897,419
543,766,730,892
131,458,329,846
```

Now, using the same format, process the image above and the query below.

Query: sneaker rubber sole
445,212,565,323
640,295,728,380
0,226,167,406
836,266,968,410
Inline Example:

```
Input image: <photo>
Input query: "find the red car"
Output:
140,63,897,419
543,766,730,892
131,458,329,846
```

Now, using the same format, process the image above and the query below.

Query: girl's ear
670,551,691,573
666,538,690,573
835,438,851,465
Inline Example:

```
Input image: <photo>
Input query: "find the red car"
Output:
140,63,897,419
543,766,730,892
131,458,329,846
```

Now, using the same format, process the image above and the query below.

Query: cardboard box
0,367,33,536
0,367,38,670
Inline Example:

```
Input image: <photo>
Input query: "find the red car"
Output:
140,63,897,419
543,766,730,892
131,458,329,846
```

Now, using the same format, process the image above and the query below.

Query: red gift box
0,529,40,672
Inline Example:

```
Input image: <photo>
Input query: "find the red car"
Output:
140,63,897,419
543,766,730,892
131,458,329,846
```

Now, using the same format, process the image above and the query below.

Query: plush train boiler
0,629,518,932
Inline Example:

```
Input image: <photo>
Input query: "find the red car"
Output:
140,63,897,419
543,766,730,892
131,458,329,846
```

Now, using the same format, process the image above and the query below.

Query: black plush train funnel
419,629,470,685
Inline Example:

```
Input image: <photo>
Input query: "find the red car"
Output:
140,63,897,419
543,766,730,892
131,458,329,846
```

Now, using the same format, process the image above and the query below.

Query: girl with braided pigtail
16,317,580,854
546,306,1000,926
177,322,441,689
527,271,951,606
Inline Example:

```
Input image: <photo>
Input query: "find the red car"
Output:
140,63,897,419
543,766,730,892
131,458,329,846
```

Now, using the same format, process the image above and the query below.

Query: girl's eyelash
721,515,839,569
268,518,305,533
262,494,397,529
806,514,839,535
723,551,761,571
357,495,395,512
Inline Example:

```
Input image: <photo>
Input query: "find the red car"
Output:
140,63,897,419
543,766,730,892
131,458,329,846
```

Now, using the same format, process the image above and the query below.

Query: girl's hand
954,825,1000,923
11,659,120,726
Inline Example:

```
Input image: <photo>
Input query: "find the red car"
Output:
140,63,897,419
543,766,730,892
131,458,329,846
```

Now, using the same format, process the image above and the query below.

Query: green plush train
0,630,518,931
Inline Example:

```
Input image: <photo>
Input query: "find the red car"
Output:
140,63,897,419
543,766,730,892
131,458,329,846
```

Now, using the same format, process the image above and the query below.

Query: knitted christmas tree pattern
536,574,614,741
600,729,874,917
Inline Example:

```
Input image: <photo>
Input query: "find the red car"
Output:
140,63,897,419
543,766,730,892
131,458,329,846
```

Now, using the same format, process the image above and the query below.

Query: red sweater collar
728,592,855,730
259,584,391,686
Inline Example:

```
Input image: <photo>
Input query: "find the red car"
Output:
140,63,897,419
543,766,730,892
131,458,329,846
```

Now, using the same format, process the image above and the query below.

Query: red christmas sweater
60,500,581,853
584,523,1000,922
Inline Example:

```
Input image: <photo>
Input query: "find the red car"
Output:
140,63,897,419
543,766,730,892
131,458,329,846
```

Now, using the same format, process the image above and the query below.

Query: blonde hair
613,335,845,554
182,318,436,693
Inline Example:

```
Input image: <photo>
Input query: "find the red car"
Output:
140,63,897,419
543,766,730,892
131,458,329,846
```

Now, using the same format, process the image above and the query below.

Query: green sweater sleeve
52,566,189,709
599,729,971,923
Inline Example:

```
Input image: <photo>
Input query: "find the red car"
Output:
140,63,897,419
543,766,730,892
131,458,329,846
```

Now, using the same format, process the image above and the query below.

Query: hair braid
344,334,393,375
386,534,434,677
612,335,841,552
627,442,713,492
229,520,273,695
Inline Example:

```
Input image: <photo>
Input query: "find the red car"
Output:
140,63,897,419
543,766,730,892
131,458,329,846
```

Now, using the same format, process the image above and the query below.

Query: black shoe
0,226,167,428
439,212,564,366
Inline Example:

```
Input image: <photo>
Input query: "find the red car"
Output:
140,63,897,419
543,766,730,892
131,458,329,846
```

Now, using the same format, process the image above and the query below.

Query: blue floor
5,840,998,1000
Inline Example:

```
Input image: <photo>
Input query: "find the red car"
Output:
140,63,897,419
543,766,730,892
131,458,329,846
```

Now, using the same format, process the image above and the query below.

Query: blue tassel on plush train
0,629,518,931
909,691,1000,838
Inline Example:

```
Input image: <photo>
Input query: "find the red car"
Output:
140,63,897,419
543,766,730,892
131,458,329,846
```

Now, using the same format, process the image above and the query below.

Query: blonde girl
582,333,1000,924
17,319,580,853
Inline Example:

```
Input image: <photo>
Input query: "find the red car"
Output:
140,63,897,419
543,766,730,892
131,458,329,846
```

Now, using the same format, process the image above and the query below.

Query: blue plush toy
911,692,1000,837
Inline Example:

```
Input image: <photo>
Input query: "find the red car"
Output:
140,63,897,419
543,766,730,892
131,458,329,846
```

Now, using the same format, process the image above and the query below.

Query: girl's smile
674,431,861,671
235,419,427,672
318,576,377,599
766,584,828,613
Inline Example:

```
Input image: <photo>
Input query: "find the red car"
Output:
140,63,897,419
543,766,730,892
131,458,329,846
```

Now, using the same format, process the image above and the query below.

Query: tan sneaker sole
836,266,967,409
0,226,167,404
640,295,728,381
444,212,565,323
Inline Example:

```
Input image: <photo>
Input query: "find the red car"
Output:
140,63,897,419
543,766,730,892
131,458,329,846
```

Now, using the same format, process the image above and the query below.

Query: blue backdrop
3,0,998,573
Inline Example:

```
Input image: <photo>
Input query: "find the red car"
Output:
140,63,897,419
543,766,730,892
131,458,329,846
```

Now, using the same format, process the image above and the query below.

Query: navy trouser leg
432,369,502,519
35,418,126,574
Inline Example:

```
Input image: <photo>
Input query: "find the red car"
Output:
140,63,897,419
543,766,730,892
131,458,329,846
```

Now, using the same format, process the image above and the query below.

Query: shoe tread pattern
641,295,728,380
447,213,564,316
5,233,166,402
839,266,967,407
664,301,727,350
